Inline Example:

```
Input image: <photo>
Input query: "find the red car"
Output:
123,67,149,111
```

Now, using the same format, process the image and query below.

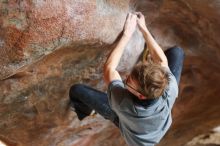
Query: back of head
130,62,169,99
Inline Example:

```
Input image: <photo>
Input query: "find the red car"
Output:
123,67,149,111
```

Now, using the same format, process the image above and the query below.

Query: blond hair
130,62,169,99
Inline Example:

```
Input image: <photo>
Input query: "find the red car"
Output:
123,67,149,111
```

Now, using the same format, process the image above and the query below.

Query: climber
69,12,184,146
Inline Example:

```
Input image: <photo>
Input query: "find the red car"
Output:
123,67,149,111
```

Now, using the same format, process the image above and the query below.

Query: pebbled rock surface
0,0,220,146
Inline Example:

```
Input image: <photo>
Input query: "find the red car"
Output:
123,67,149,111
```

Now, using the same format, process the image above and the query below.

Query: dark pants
69,46,185,127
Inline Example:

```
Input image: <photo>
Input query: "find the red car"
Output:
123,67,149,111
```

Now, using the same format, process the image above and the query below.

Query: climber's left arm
104,35,129,84
104,13,137,85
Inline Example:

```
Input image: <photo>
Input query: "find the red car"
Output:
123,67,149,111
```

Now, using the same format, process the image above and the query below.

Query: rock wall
0,0,220,146
0,0,144,80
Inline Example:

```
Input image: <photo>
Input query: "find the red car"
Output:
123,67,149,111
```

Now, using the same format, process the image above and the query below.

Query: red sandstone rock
0,0,143,80
0,0,220,146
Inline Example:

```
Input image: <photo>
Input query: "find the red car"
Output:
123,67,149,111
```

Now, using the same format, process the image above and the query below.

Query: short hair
130,62,169,99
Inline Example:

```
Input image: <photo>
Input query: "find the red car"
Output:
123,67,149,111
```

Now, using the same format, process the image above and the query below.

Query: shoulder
107,80,125,108
108,80,124,90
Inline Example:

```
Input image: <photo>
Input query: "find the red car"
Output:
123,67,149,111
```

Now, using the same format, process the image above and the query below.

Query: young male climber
69,12,184,146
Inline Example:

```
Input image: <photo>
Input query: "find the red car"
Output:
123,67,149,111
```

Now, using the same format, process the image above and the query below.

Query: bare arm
136,12,168,67
104,35,130,84
104,13,137,85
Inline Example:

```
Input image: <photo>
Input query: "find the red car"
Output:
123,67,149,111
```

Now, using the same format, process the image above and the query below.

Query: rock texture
186,126,220,146
0,0,220,146
0,0,143,80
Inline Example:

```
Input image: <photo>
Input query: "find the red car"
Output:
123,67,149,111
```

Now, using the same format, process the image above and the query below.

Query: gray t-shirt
107,67,178,146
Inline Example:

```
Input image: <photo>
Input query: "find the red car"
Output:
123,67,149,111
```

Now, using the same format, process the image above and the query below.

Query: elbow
160,57,168,67
103,64,117,84
160,60,168,67
103,62,115,75
163,58,168,66
103,63,110,75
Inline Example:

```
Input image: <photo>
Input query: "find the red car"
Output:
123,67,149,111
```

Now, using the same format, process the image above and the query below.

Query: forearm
142,27,168,65
104,35,130,70
104,12,137,84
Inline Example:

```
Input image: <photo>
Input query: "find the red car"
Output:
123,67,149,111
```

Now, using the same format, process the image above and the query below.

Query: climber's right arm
142,27,168,67
136,12,168,67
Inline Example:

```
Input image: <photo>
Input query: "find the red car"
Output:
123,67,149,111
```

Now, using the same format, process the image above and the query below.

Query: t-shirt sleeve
162,67,179,109
107,80,125,109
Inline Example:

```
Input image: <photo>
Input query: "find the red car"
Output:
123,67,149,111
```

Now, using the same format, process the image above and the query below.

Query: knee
69,84,84,100
168,46,185,58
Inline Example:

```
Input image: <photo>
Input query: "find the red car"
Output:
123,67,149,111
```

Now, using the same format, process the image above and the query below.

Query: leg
164,46,185,85
69,84,119,127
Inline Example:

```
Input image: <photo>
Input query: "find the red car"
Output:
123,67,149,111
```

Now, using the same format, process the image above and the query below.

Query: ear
138,94,146,100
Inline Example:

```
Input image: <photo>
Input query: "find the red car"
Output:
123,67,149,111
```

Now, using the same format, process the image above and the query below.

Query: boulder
0,0,220,146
